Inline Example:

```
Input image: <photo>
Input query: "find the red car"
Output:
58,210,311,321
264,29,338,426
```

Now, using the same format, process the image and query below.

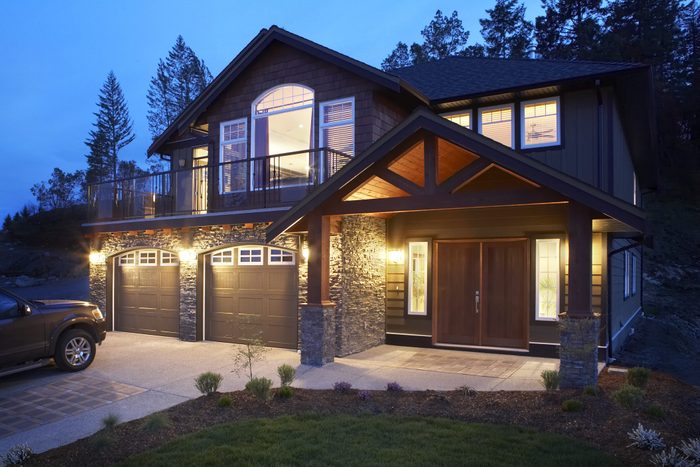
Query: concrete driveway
0,332,559,456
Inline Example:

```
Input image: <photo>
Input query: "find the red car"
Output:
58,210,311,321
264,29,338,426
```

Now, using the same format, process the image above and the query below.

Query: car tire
55,329,96,372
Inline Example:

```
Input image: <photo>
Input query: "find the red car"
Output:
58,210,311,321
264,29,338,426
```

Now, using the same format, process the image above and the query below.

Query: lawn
121,415,619,467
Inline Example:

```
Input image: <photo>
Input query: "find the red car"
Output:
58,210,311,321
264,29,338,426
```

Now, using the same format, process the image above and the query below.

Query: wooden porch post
306,211,330,305
567,202,593,318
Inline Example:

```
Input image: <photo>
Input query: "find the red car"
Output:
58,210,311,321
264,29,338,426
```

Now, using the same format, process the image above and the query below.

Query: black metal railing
87,148,352,222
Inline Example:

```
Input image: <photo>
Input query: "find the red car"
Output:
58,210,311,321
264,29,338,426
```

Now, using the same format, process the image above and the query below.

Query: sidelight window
407,241,428,316
220,119,247,193
535,238,560,321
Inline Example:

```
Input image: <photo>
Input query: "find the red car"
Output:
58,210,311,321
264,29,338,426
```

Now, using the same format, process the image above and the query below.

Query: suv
0,287,107,377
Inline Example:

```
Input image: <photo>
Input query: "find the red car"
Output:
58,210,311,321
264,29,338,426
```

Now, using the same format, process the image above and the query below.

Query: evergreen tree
480,0,534,58
2,214,11,232
535,0,604,59
147,35,213,138
676,0,700,158
85,127,110,183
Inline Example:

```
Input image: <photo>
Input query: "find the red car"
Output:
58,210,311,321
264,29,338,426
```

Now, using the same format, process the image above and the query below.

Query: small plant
358,390,372,401
583,385,600,397
141,413,171,433
333,381,353,393
246,376,272,400
194,372,223,395
233,338,268,381
628,423,665,451
540,370,560,391
101,413,120,430
218,395,233,407
89,432,115,451
2,443,33,466
387,381,403,393
679,438,700,461
613,384,645,409
276,385,294,399
277,364,296,387
561,399,584,412
650,447,696,467
644,403,666,420
627,367,652,388
457,385,477,397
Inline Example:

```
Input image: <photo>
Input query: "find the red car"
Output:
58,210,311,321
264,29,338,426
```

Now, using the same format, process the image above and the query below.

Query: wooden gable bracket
437,159,493,194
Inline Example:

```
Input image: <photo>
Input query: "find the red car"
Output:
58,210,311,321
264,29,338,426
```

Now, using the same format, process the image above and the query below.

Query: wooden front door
435,239,529,349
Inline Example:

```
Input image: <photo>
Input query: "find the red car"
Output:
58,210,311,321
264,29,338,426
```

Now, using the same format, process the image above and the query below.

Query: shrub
650,447,695,467
277,364,296,387
142,413,171,433
246,377,272,401
89,432,115,451
217,395,233,407
679,438,700,461
627,423,665,451
561,399,584,412
627,367,652,388
194,372,223,395
540,370,560,391
101,413,120,430
358,390,372,401
276,385,294,399
583,385,600,397
333,381,353,393
645,403,666,420
613,384,645,409
233,338,267,381
2,443,33,466
387,382,403,393
457,385,477,397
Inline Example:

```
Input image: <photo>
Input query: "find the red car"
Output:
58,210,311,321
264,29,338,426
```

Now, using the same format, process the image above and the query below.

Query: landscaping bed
29,370,699,466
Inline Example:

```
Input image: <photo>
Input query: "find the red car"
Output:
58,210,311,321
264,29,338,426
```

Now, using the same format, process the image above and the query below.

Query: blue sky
0,0,542,218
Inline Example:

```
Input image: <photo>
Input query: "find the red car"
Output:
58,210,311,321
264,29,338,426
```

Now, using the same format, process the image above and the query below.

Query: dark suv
0,287,107,376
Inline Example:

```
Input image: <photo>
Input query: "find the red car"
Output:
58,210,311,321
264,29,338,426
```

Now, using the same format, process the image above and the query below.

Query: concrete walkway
0,332,559,456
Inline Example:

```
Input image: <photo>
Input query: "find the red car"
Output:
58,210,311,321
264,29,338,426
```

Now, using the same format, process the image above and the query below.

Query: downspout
595,80,604,190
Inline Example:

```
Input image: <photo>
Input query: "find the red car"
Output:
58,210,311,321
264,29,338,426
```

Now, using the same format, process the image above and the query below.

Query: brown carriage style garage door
205,246,298,349
113,249,180,337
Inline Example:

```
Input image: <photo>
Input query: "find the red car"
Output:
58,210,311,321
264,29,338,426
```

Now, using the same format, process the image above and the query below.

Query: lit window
118,252,136,266
443,111,472,130
408,241,428,316
161,251,178,266
138,250,158,266
521,98,560,148
479,105,514,148
320,98,355,177
238,247,263,265
211,249,234,265
220,119,247,193
536,239,560,320
268,248,295,265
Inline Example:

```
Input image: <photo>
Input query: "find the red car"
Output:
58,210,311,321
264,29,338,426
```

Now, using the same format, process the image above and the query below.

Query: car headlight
92,308,104,320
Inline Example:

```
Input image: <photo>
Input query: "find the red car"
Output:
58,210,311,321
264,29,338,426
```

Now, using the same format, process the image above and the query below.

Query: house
85,26,654,388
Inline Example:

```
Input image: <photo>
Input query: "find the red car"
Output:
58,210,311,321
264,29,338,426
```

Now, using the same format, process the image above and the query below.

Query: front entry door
435,240,529,349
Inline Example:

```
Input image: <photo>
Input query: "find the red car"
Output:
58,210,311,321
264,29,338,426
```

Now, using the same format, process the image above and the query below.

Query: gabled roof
389,56,648,103
267,108,646,241
148,26,428,155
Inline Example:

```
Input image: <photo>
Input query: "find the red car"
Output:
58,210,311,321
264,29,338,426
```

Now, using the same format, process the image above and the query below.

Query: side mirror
20,304,32,316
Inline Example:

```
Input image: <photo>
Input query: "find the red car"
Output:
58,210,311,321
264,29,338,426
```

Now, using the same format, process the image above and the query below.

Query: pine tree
676,0,700,156
480,0,534,58
85,127,110,183
535,0,604,59
147,35,213,138
2,214,11,232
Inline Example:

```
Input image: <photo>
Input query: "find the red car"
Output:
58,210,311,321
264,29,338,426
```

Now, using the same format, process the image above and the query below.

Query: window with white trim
211,249,234,265
407,241,428,316
633,172,639,206
521,97,560,148
320,98,355,161
161,251,178,266
118,252,136,266
238,247,263,265
268,248,295,265
138,250,158,266
623,250,631,299
536,238,560,321
631,253,638,296
220,119,247,193
443,111,472,130
479,105,514,148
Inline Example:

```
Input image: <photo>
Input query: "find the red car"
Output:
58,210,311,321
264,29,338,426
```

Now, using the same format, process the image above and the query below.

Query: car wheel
55,329,96,372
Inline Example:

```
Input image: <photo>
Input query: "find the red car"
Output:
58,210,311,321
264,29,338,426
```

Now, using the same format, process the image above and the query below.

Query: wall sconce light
301,246,309,262
178,158,186,169
388,250,404,264
89,251,106,265
179,249,197,263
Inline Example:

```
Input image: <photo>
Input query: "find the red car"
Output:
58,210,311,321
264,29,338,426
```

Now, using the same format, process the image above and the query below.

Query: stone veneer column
88,262,108,327
559,316,600,388
178,259,198,341
300,304,336,366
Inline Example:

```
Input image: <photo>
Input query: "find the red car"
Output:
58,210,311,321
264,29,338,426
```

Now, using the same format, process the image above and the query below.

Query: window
407,241,428,316
138,250,158,266
479,105,514,148
320,98,355,158
0,292,19,320
443,111,472,130
211,249,234,265
521,97,560,148
269,248,295,265
624,250,638,298
633,172,639,206
118,252,136,266
161,251,178,266
623,251,631,299
220,119,247,193
536,239,560,321
238,247,263,265
631,254,638,296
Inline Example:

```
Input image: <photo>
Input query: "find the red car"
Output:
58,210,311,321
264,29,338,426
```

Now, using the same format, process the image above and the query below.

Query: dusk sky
0,0,542,218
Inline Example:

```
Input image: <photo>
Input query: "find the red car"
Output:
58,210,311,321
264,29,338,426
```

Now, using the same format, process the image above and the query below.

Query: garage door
114,249,180,337
205,246,298,348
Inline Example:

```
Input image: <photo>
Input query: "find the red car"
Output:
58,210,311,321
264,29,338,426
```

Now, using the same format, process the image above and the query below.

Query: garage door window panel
119,252,136,266
269,248,295,265
211,249,234,265
161,251,179,266
138,251,158,266
239,247,263,265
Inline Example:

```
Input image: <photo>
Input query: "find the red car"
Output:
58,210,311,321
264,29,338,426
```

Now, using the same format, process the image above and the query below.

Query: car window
0,293,19,319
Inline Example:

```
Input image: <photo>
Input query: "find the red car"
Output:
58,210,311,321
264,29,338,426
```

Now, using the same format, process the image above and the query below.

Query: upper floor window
443,111,472,130
521,97,560,149
220,119,247,193
479,105,514,149
320,98,355,157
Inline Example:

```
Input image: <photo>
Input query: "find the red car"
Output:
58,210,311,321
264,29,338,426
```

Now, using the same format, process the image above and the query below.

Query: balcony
87,148,351,222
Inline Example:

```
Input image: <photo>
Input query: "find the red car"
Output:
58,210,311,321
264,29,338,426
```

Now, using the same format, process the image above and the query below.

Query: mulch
29,370,700,466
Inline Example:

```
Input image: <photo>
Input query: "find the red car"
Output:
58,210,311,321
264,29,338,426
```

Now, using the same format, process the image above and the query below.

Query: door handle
475,290,480,314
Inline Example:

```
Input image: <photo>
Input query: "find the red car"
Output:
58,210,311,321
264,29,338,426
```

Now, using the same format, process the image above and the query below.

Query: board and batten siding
609,238,642,354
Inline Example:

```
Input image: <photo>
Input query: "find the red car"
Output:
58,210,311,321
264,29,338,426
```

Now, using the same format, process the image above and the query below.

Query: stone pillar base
559,316,600,389
300,303,336,366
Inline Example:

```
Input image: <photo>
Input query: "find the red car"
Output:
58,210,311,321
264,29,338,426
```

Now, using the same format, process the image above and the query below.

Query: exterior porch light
89,251,106,265
388,250,404,264
178,249,197,263
301,246,309,262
